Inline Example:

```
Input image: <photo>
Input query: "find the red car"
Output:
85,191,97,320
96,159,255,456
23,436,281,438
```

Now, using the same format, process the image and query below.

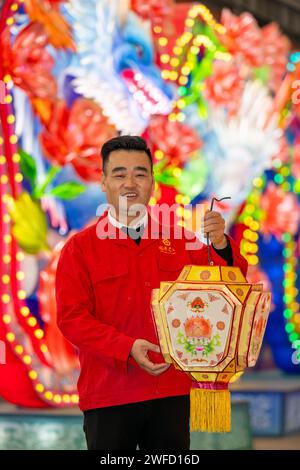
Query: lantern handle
207,196,232,266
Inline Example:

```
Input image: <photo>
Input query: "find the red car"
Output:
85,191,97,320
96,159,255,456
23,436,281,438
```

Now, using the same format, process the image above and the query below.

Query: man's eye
115,175,125,178
136,174,146,177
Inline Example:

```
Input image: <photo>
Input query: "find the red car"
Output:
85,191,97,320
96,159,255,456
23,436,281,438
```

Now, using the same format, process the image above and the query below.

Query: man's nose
123,175,136,187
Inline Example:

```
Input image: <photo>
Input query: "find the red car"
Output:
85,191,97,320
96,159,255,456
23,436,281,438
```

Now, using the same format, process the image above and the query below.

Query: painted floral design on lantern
261,295,270,312
167,305,174,314
254,316,264,338
176,316,221,359
165,290,232,365
200,270,211,281
172,318,181,328
216,321,225,331
187,296,208,313
184,316,212,339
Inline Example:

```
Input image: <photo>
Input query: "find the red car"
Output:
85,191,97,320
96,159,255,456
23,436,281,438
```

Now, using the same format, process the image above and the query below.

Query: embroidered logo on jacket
159,239,176,254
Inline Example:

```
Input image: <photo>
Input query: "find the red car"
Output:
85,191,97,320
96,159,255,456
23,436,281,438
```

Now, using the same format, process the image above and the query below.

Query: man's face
101,150,154,221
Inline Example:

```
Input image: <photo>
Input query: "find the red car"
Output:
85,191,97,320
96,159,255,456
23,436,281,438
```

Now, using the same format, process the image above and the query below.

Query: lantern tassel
190,387,231,432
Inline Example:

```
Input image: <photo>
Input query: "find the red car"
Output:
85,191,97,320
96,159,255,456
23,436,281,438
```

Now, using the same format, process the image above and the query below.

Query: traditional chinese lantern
151,264,271,432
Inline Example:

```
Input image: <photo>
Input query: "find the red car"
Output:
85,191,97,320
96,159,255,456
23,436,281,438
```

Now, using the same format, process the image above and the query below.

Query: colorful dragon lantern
152,265,272,432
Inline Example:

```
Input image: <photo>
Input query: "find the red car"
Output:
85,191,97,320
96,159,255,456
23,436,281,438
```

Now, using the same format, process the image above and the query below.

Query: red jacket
56,213,248,411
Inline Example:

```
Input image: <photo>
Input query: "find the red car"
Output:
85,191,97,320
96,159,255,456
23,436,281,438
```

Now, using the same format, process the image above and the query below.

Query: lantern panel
183,265,221,282
191,372,218,382
247,292,271,367
151,289,173,364
216,372,236,382
226,284,252,303
163,289,234,368
220,267,247,283
236,289,265,368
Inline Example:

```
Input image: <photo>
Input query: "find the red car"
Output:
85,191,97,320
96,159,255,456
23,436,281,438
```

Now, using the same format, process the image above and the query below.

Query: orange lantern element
292,140,300,180
146,115,202,165
218,9,264,67
151,265,271,432
24,0,76,51
203,61,244,116
40,98,117,182
1,22,58,100
131,0,172,23
260,182,300,239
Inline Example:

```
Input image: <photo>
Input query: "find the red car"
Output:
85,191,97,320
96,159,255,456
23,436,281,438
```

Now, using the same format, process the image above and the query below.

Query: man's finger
147,363,170,373
140,357,168,371
203,219,224,228
142,364,170,375
148,362,170,371
144,341,160,353
204,211,221,220
204,217,225,225
203,227,224,236
203,222,224,231
150,366,170,376
204,213,223,221
139,357,156,369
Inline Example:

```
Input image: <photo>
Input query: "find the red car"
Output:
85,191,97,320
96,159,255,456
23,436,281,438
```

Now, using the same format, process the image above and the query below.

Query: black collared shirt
212,235,233,265
121,225,145,245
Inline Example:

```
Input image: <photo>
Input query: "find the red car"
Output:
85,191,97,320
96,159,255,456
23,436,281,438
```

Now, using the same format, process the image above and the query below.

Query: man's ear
151,173,155,192
101,173,106,193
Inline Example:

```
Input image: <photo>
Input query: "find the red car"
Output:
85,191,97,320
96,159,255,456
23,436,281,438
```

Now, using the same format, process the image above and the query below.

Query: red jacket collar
95,210,168,243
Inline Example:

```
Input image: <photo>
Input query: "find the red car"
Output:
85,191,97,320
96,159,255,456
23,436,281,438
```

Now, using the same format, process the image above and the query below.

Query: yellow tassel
190,388,231,432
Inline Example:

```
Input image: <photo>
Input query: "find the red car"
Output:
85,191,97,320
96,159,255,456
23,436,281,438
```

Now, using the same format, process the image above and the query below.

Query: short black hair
101,135,153,174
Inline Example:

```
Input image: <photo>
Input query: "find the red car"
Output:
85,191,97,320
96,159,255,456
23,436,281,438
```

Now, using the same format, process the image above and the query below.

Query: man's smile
121,192,139,200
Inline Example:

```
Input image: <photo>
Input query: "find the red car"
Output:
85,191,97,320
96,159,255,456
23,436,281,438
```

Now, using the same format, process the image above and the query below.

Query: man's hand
203,210,227,249
130,339,170,376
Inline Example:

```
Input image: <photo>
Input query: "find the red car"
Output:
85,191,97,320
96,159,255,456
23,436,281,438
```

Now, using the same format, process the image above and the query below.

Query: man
56,135,247,450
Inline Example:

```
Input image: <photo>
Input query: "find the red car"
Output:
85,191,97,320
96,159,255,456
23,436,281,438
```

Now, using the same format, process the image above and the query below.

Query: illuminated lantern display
152,265,272,432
